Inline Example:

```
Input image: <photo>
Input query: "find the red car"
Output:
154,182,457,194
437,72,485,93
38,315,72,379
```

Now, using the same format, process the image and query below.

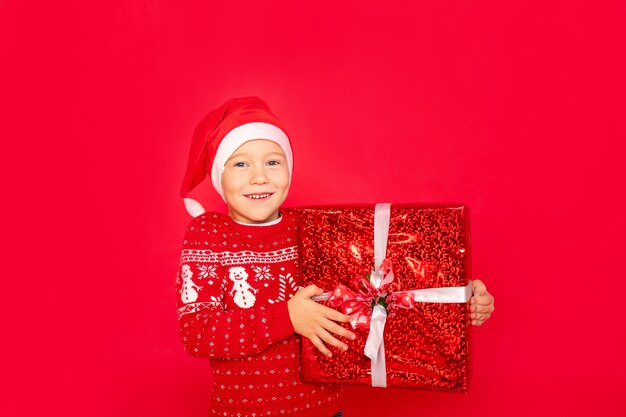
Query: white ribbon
363,203,392,387
364,304,388,387
363,203,472,388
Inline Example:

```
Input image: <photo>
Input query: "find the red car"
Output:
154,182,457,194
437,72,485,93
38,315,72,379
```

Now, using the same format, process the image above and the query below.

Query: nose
249,166,270,184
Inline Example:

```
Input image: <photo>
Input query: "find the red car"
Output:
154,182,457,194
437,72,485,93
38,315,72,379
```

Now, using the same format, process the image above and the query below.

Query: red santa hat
180,97,293,217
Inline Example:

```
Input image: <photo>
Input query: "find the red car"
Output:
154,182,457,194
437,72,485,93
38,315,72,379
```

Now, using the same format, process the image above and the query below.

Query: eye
267,160,281,166
233,161,247,168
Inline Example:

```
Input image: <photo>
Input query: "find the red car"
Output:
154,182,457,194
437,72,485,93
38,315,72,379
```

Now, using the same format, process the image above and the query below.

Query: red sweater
176,209,341,417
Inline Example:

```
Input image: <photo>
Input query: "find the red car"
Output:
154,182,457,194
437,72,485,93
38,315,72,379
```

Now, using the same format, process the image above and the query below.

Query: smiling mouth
245,193,273,200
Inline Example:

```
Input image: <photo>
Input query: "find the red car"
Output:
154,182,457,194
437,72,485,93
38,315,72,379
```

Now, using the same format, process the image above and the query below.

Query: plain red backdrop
1,1,625,416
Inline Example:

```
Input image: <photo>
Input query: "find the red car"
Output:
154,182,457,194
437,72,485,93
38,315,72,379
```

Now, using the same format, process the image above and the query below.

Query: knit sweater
176,209,341,417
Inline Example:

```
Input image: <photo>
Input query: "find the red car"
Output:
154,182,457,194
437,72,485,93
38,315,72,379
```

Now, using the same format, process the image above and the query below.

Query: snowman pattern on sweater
180,264,201,304
227,266,258,308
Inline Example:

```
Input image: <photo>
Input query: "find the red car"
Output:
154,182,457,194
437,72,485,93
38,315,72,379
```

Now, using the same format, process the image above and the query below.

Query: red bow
327,258,398,330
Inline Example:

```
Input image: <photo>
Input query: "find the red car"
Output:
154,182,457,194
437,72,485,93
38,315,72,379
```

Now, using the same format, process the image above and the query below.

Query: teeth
247,194,271,199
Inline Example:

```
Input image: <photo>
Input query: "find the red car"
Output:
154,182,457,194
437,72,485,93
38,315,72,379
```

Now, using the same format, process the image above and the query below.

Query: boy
176,97,494,417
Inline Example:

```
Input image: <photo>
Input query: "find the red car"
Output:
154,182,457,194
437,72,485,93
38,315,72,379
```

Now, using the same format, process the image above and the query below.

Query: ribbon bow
327,258,395,331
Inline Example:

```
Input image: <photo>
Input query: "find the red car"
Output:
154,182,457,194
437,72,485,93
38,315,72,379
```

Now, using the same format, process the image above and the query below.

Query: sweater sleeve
176,225,295,359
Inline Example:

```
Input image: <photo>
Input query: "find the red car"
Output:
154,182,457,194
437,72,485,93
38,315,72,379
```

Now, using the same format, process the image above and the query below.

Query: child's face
221,139,290,224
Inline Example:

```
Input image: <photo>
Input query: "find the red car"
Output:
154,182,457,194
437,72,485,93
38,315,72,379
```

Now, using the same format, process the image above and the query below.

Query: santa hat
180,97,293,217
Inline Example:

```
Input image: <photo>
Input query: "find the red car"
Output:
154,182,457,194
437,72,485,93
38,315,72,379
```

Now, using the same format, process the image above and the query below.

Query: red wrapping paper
297,205,471,392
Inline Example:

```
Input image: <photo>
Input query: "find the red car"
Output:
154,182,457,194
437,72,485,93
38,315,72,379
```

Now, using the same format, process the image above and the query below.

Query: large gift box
297,204,472,392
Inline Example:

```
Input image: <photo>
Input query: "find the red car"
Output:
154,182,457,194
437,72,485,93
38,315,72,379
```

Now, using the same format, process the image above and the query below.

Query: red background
2,1,625,416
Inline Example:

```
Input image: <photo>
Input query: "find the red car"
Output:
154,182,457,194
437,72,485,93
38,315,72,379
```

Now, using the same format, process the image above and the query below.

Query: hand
469,279,494,326
288,285,356,357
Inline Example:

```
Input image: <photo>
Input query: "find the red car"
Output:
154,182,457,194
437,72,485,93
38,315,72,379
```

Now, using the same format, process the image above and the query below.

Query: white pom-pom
183,198,206,218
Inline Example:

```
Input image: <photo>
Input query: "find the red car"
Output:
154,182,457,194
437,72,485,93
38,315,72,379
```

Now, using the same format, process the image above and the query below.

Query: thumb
471,279,486,296
300,284,324,298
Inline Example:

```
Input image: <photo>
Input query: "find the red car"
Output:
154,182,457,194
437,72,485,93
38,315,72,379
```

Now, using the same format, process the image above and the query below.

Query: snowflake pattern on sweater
176,209,341,417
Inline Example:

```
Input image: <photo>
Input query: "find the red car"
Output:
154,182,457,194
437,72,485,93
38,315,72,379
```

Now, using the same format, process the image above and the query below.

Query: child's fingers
310,335,333,357
317,327,349,352
470,303,494,314
471,311,492,321
473,293,493,305
323,306,352,323
322,318,356,341
471,316,491,326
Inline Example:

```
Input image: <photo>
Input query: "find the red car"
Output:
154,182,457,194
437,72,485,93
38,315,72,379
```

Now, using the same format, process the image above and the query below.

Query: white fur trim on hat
210,122,293,199
183,197,206,218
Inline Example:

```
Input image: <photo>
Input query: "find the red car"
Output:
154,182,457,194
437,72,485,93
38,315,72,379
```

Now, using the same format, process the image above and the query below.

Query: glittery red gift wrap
297,205,471,392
